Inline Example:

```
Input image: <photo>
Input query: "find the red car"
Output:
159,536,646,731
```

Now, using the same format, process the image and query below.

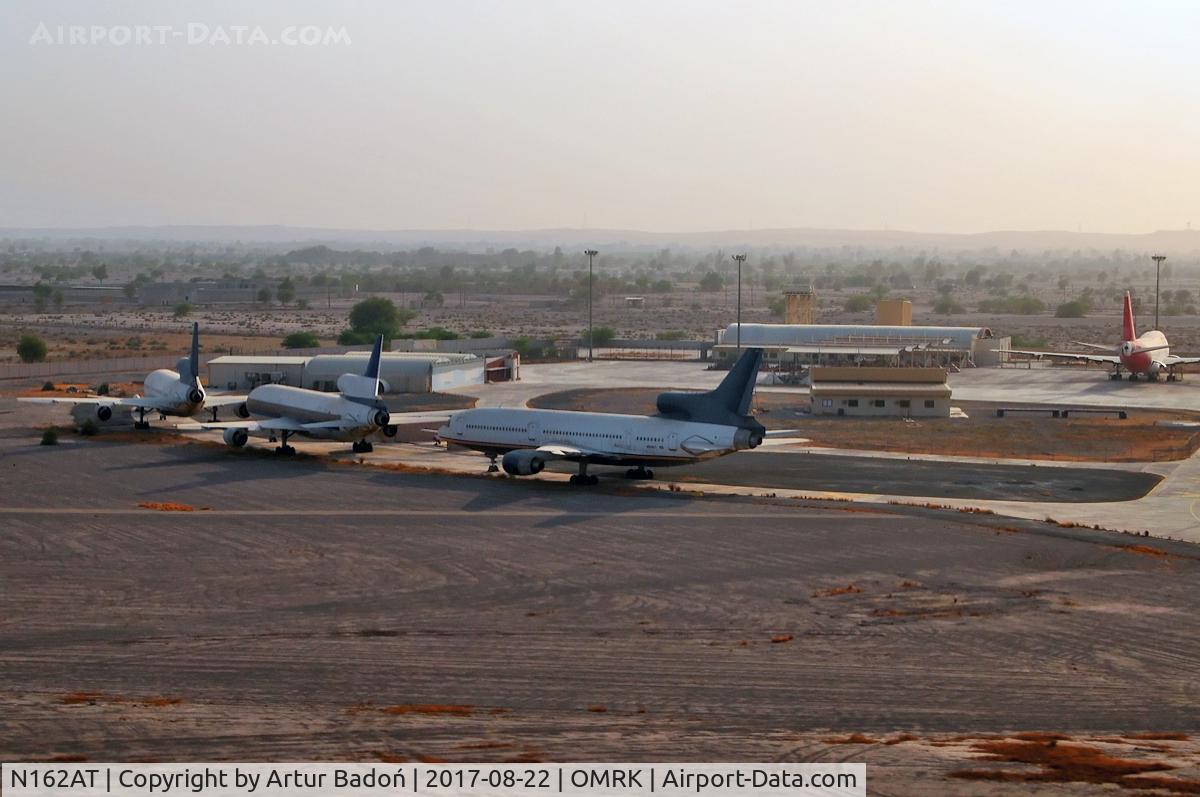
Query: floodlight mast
1152,254,1166,330
732,254,747,352
585,249,599,361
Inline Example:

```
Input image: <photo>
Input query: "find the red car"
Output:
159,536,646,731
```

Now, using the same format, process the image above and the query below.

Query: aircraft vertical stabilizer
1123,292,1138,340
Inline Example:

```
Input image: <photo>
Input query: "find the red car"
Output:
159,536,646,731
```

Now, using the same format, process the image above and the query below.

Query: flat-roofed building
714,323,1008,368
809,366,951,417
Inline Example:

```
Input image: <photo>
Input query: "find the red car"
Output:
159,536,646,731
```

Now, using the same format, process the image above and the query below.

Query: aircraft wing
1071,341,1118,352
1165,355,1200,365
764,429,807,438
202,394,247,408
386,411,455,425
193,417,346,433
1000,349,1121,364
18,395,180,411
535,443,606,459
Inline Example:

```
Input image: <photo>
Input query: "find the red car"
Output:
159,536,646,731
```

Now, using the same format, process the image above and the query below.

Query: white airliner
437,347,774,484
19,322,246,427
195,334,439,455
1005,292,1200,381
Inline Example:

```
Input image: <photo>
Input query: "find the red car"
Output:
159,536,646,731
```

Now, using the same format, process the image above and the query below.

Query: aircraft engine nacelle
96,405,113,422
732,427,764,450
372,409,391,428
187,387,204,405
1148,360,1164,376
236,402,250,419
382,424,398,438
223,428,249,448
502,449,546,476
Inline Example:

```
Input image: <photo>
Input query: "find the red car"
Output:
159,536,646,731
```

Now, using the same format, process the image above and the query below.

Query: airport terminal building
714,323,1008,369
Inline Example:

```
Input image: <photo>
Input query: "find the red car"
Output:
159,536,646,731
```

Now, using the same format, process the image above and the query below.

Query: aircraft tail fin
655,347,764,428
1123,291,1137,341
187,322,200,386
338,334,385,399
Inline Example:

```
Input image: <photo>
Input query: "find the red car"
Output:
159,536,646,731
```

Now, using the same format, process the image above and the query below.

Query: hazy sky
1,0,1197,233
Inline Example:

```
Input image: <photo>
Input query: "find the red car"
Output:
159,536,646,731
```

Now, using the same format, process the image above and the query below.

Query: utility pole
584,249,599,361
1152,254,1166,329
732,253,747,351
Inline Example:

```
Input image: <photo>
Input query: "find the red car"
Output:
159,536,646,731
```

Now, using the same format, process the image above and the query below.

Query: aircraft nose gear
209,406,220,422
487,453,500,473
352,440,374,454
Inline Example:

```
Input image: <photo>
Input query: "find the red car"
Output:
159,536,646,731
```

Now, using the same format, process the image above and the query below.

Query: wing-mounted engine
502,449,546,476
223,428,249,447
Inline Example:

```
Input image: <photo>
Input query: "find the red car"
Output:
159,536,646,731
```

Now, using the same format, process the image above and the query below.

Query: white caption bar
3,764,864,797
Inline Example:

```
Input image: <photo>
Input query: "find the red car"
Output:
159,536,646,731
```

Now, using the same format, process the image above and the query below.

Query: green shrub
468,330,493,339
40,427,59,445
1055,299,1089,318
173,302,192,318
96,382,110,395
933,297,965,314
585,326,616,347
282,331,320,349
17,334,48,363
337,329,375,346
41,381,55,391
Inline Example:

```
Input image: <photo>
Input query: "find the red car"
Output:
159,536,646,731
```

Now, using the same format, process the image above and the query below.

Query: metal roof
810,382,952,398
719,323,989,350
207,356,310,365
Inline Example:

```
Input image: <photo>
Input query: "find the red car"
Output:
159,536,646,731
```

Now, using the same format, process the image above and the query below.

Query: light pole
732,254,747,352
1152,254,1166,330
584,249,598,361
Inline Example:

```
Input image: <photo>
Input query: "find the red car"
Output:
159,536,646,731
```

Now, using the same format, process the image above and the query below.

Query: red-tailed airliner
1006,292,1200,381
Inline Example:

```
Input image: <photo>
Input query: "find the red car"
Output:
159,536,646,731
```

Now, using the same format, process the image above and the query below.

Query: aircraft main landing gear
1128,373,1138,381
625,466,655,480
486,453,500,473
134,407,151,430
352,440,374,454
570,460,599,486
275,431,295,456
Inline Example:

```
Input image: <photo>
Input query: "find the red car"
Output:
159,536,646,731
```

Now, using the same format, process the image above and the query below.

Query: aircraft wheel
625,467,654,480
134,421,151,430
1128,373,1138,381
352,440,373,454
570,474,599,486
277,445,296,456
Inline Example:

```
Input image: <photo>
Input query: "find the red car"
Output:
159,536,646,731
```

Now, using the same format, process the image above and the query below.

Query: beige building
809,366,951,417
875,298,913,326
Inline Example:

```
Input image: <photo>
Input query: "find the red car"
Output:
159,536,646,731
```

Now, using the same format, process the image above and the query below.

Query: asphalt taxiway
3,423,1200,769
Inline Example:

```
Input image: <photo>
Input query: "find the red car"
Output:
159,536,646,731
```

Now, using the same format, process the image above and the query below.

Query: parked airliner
437,347,774,484
195,335,444,454
1005,292,1200,381
19,323,246,427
